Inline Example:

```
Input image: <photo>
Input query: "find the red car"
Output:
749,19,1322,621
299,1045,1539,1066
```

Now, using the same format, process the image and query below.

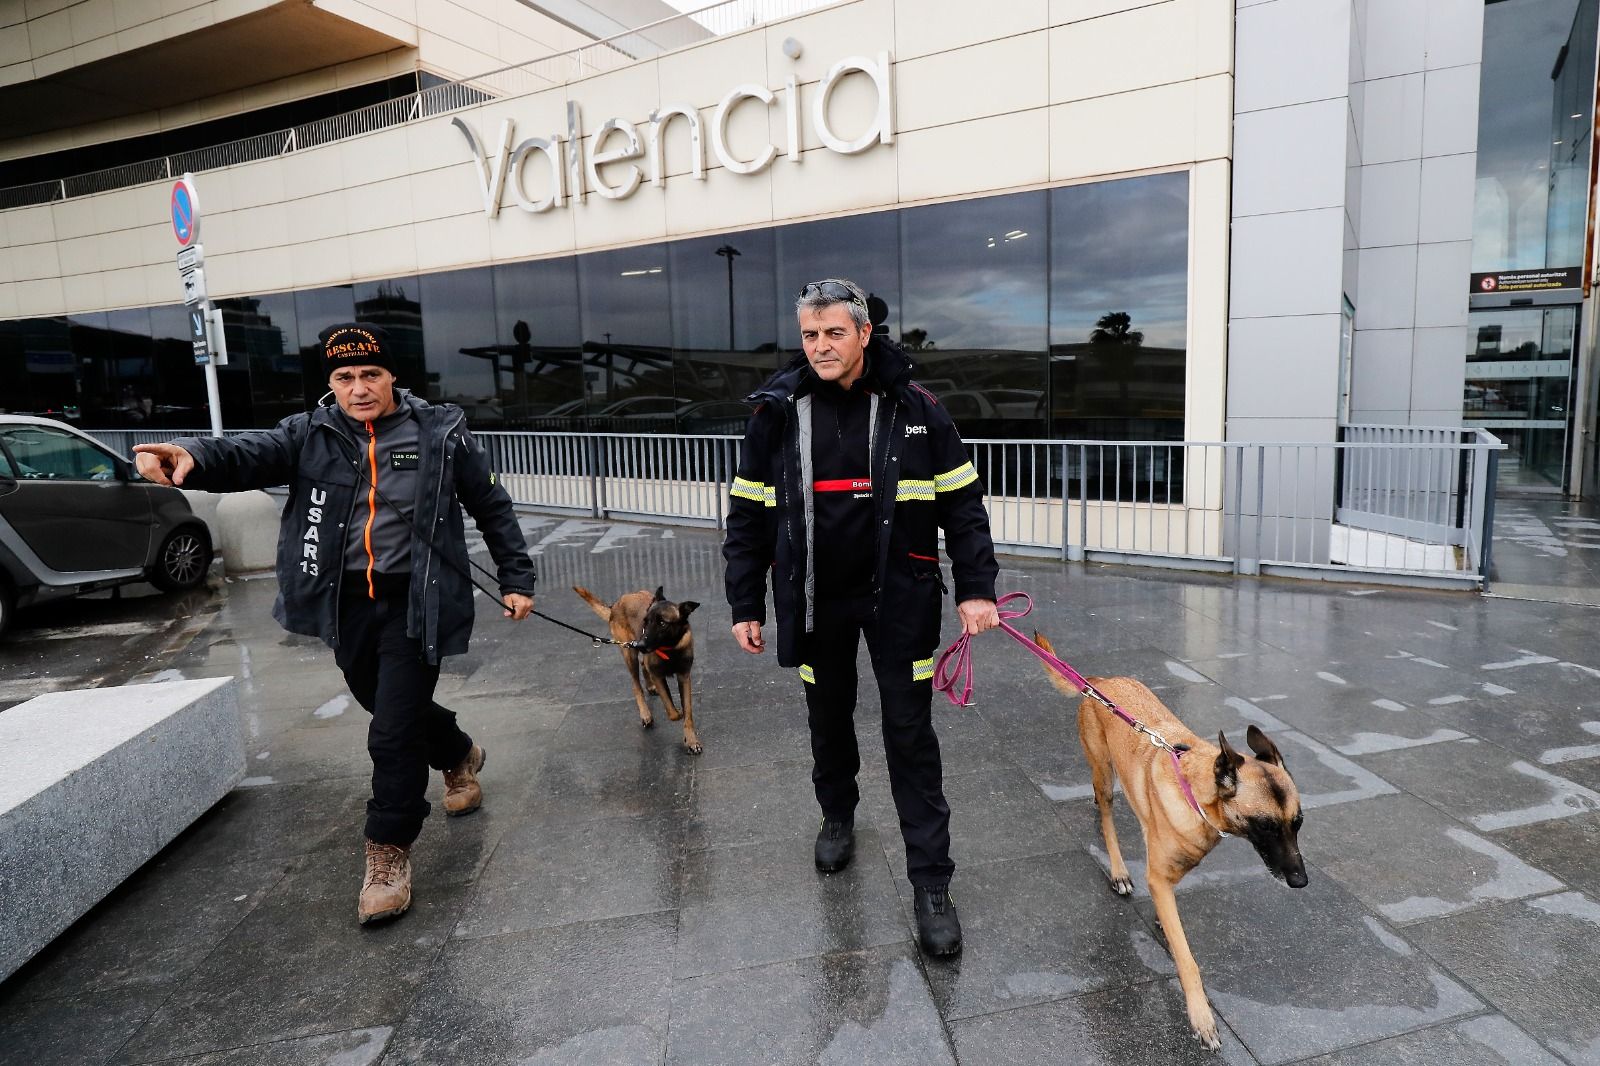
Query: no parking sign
170,175,201,247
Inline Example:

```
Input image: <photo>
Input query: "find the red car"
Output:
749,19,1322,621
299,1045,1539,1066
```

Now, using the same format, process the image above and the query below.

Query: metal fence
0,0,837,210
92,426,1505,590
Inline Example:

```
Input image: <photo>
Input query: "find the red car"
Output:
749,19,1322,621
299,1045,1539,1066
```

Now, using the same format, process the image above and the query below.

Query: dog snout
1286,867,1308,889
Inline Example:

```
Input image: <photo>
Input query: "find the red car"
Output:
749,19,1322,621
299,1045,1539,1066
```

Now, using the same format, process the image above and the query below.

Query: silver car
0,416,213,638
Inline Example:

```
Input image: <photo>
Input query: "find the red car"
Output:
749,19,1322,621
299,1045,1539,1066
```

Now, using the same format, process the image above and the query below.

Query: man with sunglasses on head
724,279,1000,957
134,323,535,927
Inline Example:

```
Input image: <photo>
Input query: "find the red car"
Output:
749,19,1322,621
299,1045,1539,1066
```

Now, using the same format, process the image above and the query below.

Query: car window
0,427,119,481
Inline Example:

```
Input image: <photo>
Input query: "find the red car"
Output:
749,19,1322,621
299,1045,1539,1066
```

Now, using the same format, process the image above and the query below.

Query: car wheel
150,525,213,592
0,579,13,640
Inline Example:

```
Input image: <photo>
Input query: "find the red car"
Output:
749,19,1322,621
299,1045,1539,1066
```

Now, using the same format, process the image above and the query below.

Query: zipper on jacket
362,420,378,599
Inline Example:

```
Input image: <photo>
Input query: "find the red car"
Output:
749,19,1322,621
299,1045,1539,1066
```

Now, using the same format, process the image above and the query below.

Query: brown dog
574,585,701,754
1034,632,1306,1051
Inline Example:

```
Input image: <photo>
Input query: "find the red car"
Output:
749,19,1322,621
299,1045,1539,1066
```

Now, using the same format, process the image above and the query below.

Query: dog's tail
1031,631,1084,700
572,585,612,621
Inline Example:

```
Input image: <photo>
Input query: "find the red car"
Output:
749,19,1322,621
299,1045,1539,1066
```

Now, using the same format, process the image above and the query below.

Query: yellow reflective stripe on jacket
799,663,816,684
934,462,978,493
732,476,776,507
895,479,935,502
911,657,935,681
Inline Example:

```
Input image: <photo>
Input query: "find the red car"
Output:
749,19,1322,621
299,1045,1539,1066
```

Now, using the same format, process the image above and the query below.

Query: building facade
1,0,1598,499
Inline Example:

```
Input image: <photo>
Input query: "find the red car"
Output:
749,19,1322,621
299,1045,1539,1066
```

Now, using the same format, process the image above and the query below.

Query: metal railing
92,425,1506,590
0,0,837,210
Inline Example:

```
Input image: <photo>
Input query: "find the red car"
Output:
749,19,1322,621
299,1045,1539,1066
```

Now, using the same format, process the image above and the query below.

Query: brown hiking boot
358,840,412,925
442,743,486,816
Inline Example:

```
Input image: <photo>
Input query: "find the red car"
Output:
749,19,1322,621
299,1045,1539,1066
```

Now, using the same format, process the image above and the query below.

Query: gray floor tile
1407,891,1600,1065
873,766,1073,875
0,986,164,1066
919,850,1175,1021
1308,795,1564,924
685,759,828,851
380,912,676,1066
128,1026,393,1066
666,944,954,1066
1358,737,1600,832
525,744,696,823
454,812,682,939
674,830,907,978
949,978,1256,1065
1293,1013,1563,1065
110,888,467,1063
1,855,286,1003
1133,876,1481,1064
1490,810,1600,893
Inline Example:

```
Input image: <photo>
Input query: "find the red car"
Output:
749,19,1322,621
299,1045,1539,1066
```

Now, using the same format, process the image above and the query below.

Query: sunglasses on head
798,280,866,307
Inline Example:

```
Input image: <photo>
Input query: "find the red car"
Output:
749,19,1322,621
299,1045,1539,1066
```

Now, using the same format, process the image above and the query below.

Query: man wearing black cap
134,323,536,926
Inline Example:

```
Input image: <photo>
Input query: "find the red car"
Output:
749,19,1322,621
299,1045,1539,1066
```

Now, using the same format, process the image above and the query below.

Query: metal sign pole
171,172,223,437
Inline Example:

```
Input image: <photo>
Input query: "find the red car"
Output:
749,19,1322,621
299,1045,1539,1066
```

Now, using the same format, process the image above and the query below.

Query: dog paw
684,739,703,755
666,708,683,721
1189,1014,1221,1052
1109,876,1134,897
640,717,655,729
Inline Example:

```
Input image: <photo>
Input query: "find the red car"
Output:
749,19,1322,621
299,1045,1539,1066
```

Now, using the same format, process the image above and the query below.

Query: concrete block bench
0,678,244,982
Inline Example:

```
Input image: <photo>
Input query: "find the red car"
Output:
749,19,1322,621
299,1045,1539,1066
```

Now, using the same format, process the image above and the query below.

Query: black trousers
334,573,473,846
800,595,954,888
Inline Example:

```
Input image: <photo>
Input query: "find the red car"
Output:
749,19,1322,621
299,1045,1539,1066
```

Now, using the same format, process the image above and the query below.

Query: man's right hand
732,620,765,654
132,443,195,487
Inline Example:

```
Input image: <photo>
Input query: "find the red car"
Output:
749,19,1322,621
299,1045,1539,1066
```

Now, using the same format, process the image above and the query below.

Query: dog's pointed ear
1246,724,1286,768
1215,731,1246,796
679,600,699,618
652,586,665,602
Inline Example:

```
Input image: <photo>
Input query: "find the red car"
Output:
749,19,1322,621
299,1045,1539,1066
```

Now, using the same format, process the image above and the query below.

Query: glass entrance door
1465,306,1578,492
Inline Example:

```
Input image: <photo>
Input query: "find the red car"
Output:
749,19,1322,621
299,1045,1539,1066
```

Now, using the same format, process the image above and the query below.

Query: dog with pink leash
935,592,1308,1051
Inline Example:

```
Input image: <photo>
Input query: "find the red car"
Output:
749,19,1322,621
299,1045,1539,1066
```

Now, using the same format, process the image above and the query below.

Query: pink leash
933,591,1218,828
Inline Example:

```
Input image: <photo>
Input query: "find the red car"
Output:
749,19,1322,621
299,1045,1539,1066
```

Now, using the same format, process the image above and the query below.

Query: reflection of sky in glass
776,212,901,343
1473,0,1581,271
669,230,780,352
901,191,1047,351
1050,173,1188,348
579,246,672,347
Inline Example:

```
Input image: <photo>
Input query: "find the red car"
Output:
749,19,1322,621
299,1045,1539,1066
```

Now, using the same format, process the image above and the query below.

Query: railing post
1250,445,1265,574
1480,447,1500,591
1074,444,1088,561
1059,443,1069,562
586,434,602,519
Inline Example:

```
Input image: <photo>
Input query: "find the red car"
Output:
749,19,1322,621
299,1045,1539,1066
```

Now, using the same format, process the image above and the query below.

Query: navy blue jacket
723,337,999,670
173,390,535,664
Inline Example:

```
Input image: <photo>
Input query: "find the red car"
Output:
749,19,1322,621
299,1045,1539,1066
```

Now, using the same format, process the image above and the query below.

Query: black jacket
173,390,536,664
723,337,999,669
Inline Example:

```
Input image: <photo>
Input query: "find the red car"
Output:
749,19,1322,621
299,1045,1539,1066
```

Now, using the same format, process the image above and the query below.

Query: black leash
324,420,630,648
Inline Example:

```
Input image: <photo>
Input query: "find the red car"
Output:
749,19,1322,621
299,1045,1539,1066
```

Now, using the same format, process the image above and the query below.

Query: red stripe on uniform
813,478,872,492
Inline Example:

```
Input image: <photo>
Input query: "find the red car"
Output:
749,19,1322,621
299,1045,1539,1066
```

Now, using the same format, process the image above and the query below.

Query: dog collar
1172,748,1232,838
653,648,671,661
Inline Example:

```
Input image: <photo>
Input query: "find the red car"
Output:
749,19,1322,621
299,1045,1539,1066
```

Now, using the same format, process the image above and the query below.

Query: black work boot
914,885,962,957
814,818,855,873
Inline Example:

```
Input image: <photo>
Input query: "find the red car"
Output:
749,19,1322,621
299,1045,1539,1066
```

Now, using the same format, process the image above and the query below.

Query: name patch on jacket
815,477,872,500
390,450,420,470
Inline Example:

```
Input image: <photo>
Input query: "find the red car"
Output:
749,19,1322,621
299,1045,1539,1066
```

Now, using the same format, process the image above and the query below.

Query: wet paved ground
1488,495,1600,606
3,515,1600,1064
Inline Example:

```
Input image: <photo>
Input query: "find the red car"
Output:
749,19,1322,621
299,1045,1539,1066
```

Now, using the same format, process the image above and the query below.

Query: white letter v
451,117,514,218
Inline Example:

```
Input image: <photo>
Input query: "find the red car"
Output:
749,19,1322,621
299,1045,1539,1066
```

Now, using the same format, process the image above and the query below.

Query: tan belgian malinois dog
574,585,701,754
1034,632,1306,1051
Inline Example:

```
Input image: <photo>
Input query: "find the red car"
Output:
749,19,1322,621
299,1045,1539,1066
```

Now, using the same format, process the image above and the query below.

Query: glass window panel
670,229,781,428
1049,172,1189,442
6,318,76,419
1474,0,1594,271
1465,306,1575,490
354,277,427,397
217,293,304,427
776,211,902,351
578,245,673,430
901,191,1047,439
493,257,584,425
149,305,214,428
294,285,356,401
417,268,499,424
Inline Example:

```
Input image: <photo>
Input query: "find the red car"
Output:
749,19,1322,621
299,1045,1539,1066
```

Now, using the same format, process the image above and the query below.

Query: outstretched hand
132,442,195,487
